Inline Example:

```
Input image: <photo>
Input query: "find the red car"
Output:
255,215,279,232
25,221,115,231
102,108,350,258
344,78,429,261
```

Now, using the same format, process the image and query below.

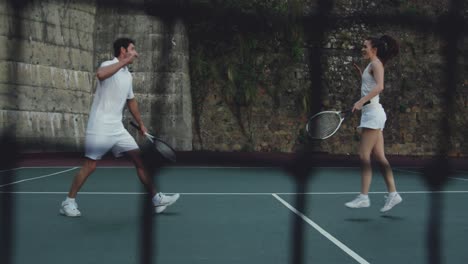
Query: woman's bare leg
359,128,380,194
372,131,397,193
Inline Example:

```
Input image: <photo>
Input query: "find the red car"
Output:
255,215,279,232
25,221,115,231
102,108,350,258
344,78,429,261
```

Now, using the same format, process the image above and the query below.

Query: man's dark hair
113,38,135,57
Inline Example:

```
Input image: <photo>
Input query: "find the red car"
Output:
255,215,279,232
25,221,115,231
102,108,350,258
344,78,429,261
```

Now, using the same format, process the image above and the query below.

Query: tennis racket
130,121,176,163
306,101,369,140
306,110,351,139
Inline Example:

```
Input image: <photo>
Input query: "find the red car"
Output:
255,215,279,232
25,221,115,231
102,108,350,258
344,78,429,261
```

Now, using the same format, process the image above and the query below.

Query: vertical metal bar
0,133,17,264
139,144,162,264
1,0,25,263
424,0,463,263
139,3,180,262
288,1,335,263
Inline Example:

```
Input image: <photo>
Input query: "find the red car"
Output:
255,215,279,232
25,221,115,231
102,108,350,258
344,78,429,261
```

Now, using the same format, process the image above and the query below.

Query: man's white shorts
84,130,139,160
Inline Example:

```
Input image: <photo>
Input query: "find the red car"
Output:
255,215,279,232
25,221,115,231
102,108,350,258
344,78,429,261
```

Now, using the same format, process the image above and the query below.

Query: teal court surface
1,165,468,264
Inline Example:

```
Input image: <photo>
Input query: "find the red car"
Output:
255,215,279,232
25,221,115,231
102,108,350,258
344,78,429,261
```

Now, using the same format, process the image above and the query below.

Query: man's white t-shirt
86,57,135,135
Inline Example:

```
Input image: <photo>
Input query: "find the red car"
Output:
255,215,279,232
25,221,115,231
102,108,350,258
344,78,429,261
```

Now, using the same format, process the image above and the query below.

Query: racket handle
130,121,140,129
130,121,156,141
144,132,154,143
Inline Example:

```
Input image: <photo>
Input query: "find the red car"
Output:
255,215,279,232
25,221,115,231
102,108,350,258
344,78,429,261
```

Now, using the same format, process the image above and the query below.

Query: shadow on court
1,165,467,264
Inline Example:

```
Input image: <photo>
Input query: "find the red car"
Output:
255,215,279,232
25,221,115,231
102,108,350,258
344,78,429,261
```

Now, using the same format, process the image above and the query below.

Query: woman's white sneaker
345,195,370,208
60,200,81,217
380,193,402,213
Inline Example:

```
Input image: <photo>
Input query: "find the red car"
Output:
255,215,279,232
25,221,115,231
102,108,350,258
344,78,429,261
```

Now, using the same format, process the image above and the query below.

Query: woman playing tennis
345,35,402,212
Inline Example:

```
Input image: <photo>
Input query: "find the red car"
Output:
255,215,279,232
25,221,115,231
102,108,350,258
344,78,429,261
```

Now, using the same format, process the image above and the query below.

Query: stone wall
0,0,96,151
0,0,465,156
188,0,467,156
0,0,192,152
317,25,466,156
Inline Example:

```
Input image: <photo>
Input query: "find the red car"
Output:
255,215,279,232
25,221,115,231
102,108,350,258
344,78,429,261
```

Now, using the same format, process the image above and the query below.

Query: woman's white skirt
358,103,387,131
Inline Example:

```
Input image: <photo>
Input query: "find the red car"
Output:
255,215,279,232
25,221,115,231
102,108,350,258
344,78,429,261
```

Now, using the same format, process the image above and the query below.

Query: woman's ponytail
368,35,400,65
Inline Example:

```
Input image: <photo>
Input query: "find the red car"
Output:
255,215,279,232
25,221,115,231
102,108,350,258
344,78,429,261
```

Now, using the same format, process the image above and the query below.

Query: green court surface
1,166,468,264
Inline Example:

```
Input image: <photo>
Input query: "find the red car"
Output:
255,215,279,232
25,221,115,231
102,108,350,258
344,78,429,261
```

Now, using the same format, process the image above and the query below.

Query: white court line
0,191,145,195
394,168,420,174
449,177,468,181
394,168,468,182
0,167,78,188
272,194,370,264
16,166,467,172
16,166,281,169
0,191,355,195
2,190,468,195
12,166,78,169
0,167,25,173
16,166,362,169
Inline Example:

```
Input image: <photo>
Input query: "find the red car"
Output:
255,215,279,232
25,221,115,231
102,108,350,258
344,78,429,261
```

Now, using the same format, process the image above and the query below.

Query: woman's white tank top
361,63,380,104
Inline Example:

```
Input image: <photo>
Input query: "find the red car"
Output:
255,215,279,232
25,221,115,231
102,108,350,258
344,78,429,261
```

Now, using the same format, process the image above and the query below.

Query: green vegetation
188,0,306,143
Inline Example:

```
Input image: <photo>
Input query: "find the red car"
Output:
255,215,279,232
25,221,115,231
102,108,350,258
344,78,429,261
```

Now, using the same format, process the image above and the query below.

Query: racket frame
305,101,370,140
306,110,350,140
129,121,177,162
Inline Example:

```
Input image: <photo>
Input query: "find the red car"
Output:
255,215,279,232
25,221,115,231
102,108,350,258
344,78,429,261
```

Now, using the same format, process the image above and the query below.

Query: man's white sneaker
345,195,370,208
60,200,81,217
154,193,180,214
380,193,402,213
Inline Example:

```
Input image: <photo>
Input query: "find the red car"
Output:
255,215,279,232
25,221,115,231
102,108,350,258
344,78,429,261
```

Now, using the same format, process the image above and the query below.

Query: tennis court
1,1,466,264
1,161,467,264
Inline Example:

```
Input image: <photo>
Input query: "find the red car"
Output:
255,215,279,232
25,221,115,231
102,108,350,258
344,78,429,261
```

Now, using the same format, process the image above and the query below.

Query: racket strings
307,113,341,139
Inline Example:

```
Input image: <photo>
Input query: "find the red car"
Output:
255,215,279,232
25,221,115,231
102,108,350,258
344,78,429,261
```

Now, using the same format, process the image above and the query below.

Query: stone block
0,83,91,113
0,109,87,151
18,1,96,33
5,62,94,92
0,84,19,110
0,1,13,14
0,14,11,36
1,37,95,72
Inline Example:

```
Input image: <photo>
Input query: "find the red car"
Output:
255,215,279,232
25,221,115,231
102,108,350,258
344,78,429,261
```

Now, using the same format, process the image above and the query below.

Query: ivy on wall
188,0,306,146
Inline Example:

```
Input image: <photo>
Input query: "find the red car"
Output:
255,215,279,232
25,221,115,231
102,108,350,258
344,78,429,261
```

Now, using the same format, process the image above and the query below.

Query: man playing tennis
60,38,179,217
